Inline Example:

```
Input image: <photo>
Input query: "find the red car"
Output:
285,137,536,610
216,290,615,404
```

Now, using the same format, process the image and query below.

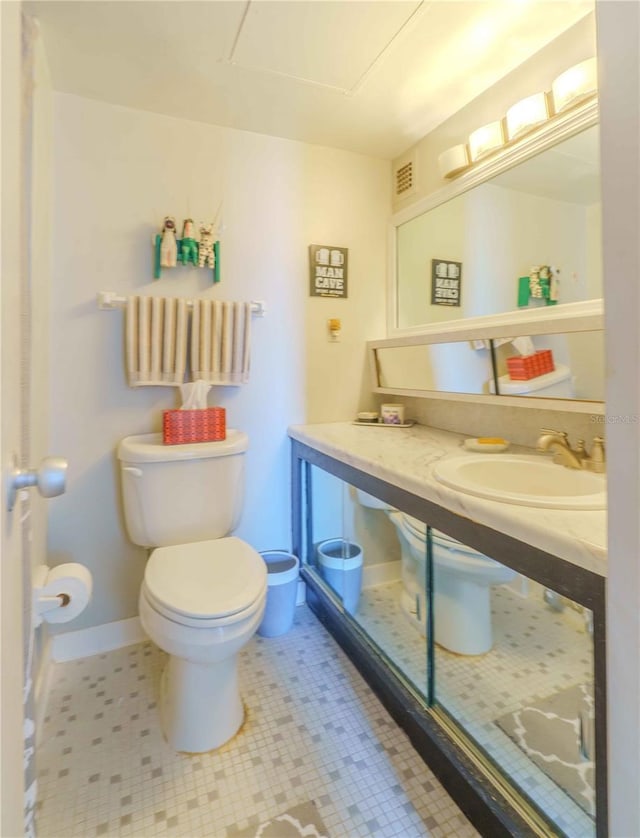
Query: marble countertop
288,422,607,578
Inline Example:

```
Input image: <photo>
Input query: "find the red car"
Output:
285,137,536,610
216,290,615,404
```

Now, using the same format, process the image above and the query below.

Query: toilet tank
117,431,248,548
493,364,575,398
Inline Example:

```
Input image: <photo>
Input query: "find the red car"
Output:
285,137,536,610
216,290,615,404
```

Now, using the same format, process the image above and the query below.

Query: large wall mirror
373,330,604,401
379,99,604,409
392,101,601,333
369,299,604,409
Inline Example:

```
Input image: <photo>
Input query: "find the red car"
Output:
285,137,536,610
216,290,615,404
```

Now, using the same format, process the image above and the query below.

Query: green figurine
180,218,199,266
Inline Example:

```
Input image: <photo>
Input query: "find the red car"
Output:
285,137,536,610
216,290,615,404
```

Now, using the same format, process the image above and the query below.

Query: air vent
393,153,417,199
395,161,414,195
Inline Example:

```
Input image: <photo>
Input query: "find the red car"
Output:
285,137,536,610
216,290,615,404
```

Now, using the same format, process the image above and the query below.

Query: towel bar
98,291,266,317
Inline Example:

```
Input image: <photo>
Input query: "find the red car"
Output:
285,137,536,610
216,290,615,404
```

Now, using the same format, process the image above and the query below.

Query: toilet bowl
356,489,515,655
139,537,266,752
118,433,267,752
392,513,516,655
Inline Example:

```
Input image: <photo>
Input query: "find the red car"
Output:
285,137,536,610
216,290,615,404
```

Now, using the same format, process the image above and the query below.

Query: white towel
125,296,188,386
191,300,251,385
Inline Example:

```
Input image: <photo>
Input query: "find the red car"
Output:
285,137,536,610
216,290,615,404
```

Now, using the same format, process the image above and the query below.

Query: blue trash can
257,551,300,637
316,539,363,614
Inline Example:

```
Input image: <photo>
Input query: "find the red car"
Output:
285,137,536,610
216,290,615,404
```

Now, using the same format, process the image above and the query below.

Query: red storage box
506,350,555,381
162,407,226,445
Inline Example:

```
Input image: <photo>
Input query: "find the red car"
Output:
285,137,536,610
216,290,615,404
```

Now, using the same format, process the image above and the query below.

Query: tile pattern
36,606,478,838
355,581,594,838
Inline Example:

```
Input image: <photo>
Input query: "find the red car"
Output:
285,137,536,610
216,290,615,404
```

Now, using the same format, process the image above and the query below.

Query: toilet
492,363,575,398
357,490,515,655
118,432,267,753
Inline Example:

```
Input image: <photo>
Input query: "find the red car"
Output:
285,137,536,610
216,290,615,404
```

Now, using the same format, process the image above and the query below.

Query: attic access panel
231,1,421,92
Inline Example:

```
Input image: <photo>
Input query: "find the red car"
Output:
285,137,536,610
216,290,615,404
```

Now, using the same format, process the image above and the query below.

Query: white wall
586,202,603,299
397,181,593,327
597,2,640,835
48,94,389,631
397,196,465,326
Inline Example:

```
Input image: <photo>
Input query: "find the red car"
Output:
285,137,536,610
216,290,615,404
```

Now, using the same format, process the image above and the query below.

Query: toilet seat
144,537,267,628
400,514,504,570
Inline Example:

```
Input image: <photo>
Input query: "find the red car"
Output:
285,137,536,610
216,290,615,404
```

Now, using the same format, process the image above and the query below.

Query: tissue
163,380,226,444
510,336,536,356
180,380,211,410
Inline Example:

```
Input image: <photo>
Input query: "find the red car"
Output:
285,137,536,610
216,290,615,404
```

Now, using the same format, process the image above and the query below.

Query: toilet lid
145,537,267,620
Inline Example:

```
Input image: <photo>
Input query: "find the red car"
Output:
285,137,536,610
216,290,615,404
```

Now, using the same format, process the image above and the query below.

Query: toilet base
400,588,427,637
434,575,493,656
399,575,495,655
160,654,244,753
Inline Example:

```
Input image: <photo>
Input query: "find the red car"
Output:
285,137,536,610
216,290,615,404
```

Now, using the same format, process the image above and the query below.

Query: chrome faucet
536,428,606,473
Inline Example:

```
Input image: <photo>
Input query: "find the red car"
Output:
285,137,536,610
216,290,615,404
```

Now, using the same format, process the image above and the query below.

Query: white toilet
492,363,575,397
357,491,515,655
118,432,267,753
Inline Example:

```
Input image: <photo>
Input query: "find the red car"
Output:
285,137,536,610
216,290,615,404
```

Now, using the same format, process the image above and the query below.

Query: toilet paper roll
39,563,93,624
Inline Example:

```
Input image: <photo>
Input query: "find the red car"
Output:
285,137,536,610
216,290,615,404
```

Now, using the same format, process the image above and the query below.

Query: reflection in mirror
375,341,493,394
303,465,428,698
396,125,601,329
430,529,596,838
493,331,604,400
300,463,596,837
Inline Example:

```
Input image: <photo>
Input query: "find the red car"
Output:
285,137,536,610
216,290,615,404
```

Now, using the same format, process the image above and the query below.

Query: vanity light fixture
436,56,597,182
505,92,549,142
552,57,598,114
438,144,471,179
468,121,505,162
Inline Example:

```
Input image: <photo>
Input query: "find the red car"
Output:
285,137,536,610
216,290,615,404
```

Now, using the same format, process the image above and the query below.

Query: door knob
7,456,68,511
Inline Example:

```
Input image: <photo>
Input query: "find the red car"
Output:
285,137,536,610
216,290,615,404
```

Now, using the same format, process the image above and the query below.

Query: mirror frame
387,97,599,337
368,298,604,414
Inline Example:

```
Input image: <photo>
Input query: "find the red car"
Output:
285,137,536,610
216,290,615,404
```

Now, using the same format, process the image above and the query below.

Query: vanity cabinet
290,435,606,838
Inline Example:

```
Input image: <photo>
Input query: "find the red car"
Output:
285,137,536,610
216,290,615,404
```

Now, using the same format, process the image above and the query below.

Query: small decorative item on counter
180,218,199,266
356,411,379,424
381,403,405,425
160,216,178,268
163,407,226,445
198,222,216,269
506,349,555,380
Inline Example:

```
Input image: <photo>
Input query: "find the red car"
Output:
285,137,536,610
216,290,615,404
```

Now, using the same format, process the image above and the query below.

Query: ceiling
28,0,594,160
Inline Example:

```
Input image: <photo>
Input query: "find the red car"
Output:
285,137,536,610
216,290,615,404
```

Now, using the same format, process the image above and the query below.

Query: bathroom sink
433,454,606,510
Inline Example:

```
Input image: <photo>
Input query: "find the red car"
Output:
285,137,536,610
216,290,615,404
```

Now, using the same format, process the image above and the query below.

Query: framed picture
309,245,348,298
431,259,462,306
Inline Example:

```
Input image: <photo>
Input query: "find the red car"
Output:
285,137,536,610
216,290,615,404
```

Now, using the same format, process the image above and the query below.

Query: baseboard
50,616,148,663
362,560,401,589
50,588,307,663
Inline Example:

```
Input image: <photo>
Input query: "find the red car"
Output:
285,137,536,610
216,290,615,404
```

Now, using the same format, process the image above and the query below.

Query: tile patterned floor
36,606,479,838
356,581,595,838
